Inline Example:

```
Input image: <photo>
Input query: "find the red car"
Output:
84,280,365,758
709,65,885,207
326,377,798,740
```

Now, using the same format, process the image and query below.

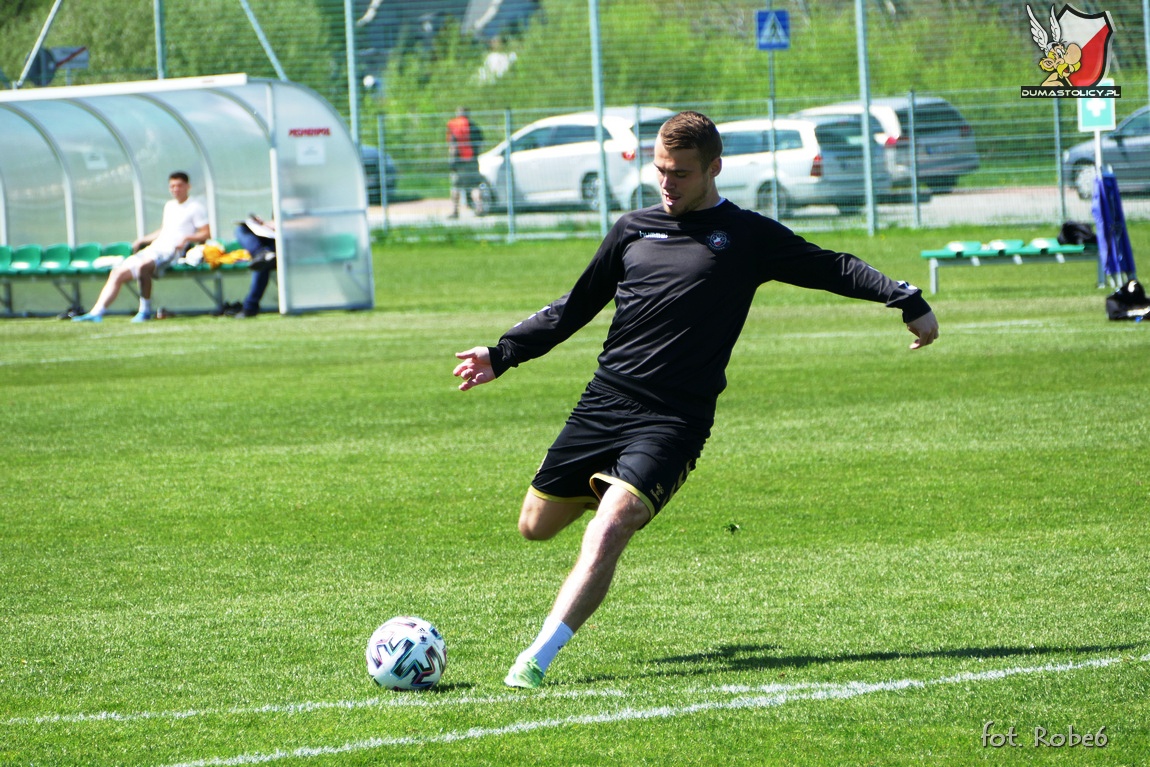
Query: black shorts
449,159,482,190
529,378,711,523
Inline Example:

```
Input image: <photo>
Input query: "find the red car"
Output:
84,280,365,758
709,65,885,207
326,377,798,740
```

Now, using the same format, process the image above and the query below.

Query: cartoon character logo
1027,4,1114,88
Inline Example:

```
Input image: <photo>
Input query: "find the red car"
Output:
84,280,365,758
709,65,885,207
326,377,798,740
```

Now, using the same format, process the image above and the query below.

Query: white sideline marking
4,687,628,727
156,654,1144,767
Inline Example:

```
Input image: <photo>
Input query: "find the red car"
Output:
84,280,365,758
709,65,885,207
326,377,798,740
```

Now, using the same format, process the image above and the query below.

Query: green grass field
2,225,1148,766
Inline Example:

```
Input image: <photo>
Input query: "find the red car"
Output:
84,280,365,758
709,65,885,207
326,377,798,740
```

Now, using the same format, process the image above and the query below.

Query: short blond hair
657,111,723,167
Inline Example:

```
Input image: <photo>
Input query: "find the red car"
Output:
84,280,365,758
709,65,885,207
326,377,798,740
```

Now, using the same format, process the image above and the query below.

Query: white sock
139,298,152,314
517,616,574,672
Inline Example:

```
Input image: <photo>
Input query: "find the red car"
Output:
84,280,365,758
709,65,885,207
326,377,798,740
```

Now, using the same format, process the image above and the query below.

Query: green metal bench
920,238,1097,294
0,241,255,317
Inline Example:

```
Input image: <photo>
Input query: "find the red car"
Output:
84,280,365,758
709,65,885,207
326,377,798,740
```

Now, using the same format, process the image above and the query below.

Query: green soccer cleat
504,657,544,689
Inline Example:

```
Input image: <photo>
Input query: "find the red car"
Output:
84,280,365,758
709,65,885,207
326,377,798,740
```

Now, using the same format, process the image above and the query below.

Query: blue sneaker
71,312,103,323
131,309,154,323
504,657,545,689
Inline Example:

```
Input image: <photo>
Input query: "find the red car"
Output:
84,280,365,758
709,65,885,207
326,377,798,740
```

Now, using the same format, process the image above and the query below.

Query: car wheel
925,176,957,195
755,182,790,217
1073,163,1097,201
472,182,495,217
631,186,659,209
581,174,612,211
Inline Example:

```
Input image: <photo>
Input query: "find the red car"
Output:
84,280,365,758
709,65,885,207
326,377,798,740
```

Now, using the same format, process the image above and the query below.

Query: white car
641,114,892,217
477,107,673,212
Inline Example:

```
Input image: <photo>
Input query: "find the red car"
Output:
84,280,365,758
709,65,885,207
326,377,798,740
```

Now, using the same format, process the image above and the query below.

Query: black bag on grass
1058,221,1097,246
1106,279,1150,321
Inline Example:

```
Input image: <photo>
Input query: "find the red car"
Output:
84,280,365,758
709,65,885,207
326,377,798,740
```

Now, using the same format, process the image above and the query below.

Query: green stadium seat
984,239,1025,257
322,233,358,262
0,244,12,272
86,241,132,271
920,241,986,260
1017,238,1087,256
9,244,43,273
39,243,74,273
101,241,133,257
69,242,103,272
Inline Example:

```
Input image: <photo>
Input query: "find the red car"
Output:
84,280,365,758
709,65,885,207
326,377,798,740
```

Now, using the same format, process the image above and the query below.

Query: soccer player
73,171,210,322
453,111,939,689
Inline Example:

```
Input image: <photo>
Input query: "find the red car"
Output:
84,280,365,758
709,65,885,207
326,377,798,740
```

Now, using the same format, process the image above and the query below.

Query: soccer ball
365,616,447,690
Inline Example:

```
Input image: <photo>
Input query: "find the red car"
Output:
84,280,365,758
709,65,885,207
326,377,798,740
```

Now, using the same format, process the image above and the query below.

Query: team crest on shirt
708,231,730,250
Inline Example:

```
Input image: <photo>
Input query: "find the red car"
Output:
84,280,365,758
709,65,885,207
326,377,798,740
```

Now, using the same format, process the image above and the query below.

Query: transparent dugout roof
0,74,372,314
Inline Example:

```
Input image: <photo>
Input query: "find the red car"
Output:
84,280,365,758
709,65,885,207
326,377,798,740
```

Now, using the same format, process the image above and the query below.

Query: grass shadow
571,641,1146,685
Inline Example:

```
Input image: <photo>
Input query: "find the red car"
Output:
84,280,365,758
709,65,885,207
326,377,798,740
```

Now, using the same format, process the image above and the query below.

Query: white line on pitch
2,687,629,727
156,654,1144,767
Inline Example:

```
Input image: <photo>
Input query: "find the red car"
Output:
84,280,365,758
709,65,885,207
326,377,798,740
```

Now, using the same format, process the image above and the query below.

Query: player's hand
454,347,496,391
907,310,939,350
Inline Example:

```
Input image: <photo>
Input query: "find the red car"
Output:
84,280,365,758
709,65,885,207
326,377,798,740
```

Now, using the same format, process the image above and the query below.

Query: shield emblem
1057,5,1115,87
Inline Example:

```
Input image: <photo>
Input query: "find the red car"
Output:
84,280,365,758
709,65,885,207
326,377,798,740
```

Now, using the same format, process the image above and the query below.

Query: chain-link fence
366,85,1150,236
4,0,1150,237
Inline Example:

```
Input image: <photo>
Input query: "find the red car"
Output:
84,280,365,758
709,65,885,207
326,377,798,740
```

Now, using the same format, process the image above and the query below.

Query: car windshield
1119,111,1150,136
895,103,967,136
722,132,763,156
815,121,867,149
721,129,803,155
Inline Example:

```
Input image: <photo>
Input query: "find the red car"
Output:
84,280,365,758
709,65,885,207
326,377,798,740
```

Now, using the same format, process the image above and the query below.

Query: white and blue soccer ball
365,616,447,690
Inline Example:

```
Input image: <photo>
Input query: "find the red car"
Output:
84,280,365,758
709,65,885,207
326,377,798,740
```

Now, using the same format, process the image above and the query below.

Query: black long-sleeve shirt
489,200,931,422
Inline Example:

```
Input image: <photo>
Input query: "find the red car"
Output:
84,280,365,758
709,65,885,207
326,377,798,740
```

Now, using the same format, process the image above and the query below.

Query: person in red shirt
446,107,485,218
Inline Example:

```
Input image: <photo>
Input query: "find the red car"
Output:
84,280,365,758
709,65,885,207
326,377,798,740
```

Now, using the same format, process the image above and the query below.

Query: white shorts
125,244,179,279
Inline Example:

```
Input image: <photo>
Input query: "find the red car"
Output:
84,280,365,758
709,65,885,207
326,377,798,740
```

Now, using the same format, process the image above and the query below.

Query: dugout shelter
0,74,373,316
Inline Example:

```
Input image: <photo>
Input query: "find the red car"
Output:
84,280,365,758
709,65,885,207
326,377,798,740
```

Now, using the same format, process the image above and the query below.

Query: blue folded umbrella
1092,171,1137,286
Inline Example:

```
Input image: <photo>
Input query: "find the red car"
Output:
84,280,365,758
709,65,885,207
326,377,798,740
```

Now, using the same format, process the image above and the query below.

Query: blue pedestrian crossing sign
756,10,790,51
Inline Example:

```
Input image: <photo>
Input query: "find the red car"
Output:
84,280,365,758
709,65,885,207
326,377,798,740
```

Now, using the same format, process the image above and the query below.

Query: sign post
1078,78,1117,172
756,10,790,219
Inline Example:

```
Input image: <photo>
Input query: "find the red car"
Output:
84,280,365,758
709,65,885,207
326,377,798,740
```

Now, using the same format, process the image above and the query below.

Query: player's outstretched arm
454,347,497,391
907,310,939,350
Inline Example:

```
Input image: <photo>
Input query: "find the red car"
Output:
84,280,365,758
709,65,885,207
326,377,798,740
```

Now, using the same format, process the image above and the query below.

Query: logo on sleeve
708,231,731,250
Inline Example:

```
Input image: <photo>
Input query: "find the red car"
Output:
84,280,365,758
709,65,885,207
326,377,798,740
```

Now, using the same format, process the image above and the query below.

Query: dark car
798,95,979,194
1063,106,1150,200
360,145,398,204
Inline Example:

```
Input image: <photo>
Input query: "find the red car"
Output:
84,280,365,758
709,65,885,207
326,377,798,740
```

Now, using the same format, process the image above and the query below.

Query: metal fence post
909,90,921,229
634,103,643,209
589,0,610,236
1054,98,1066,226
376,113,390,233
504,108,516,243
854,0,875,236
768,49,780,219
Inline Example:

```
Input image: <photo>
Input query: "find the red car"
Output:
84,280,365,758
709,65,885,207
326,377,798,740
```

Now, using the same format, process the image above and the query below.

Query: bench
920,238,1099,294
0,240,251,318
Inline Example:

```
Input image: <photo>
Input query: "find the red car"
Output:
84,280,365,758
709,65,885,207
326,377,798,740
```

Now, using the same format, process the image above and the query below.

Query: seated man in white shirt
74,171,211,323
